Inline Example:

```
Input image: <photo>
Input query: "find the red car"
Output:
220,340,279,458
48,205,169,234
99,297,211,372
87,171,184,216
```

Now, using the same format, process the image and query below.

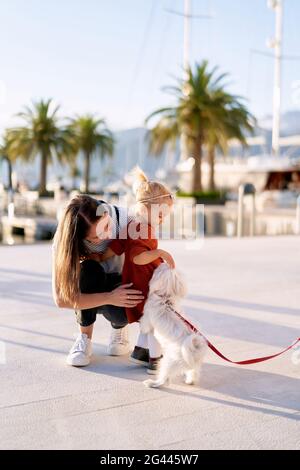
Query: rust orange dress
109,221,163,324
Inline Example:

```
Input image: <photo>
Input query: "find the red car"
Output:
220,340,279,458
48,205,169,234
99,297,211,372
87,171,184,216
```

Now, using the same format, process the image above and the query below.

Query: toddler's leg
136,332,148,349
130,332,149,365
148,333,162,359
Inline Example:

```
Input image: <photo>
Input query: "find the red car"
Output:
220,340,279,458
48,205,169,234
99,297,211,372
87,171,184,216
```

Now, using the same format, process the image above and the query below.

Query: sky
0,0,299,133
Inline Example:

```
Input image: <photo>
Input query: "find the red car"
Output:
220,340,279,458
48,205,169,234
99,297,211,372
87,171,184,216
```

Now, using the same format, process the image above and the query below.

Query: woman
52,194,144,367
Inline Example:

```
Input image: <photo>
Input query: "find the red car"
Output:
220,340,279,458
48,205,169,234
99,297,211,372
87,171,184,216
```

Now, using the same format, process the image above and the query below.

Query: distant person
54,184,69,221
289,172,300,191
52,195,144,366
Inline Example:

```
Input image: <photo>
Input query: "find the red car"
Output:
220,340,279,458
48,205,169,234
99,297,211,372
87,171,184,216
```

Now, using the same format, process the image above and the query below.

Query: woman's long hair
53,195,100,305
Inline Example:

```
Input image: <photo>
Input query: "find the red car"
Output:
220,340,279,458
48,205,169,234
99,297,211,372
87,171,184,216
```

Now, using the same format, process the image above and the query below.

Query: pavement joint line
23,390,299,426
0,384,158,412
159,409,300,445
145,397,299,424
0,394,76,411
53,396,168,420
158,439,187,449
0,396,170,426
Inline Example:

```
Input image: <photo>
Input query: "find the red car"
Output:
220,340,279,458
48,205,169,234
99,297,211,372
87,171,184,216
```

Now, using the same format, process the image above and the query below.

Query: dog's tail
181,334,207,368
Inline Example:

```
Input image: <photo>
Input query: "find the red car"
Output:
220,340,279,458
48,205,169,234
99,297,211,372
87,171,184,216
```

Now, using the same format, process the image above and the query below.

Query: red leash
175,310,300,365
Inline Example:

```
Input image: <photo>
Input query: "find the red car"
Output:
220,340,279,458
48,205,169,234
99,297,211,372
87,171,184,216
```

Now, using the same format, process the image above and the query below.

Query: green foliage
66,114,115,193
146,60,256,191
2,103,115,195
5,99,69,195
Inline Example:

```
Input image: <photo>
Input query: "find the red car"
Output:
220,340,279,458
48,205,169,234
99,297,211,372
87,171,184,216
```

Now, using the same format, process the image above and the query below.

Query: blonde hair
133,167,172,205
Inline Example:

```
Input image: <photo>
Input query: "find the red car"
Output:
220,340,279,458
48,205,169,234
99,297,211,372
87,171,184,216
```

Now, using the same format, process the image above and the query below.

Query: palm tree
146,61,255,192
67,115,114,193
7,99,68,196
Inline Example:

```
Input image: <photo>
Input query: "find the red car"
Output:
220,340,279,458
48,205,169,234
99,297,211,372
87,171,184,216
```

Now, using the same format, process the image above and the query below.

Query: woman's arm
133,248,175,268
52,253,144,310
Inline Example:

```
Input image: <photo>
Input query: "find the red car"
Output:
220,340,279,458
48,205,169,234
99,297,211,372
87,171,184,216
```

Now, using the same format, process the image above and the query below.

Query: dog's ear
148,263,169,295
149,263,187,299
171,269,187,298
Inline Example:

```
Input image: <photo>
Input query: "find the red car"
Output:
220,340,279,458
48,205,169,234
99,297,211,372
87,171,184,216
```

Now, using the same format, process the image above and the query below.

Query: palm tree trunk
208,145,216,191
70,162,77,190
72,167,77,191
192,135,203,192
39,150,48,196
84,152,91,193
5,157,13,191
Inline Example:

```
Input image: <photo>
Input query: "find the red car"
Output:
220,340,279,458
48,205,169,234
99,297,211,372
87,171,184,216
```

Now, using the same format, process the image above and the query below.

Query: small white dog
140,263,207,388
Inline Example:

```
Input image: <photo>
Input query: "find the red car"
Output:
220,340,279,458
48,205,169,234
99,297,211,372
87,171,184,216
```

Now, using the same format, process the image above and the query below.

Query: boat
177,154,300,209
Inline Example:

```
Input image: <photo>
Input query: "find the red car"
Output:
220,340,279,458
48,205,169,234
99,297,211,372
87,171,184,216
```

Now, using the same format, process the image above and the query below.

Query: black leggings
75,260,128,329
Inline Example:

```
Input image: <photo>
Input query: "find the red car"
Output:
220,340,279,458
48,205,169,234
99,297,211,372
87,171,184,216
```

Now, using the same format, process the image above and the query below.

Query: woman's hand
158,249,176,269
107,283,144,308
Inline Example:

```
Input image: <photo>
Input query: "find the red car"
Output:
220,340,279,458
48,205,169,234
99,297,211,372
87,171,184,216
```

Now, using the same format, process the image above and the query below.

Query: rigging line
148,0,173,105
122,0,158,124
246,50,254,103
164,9,213,19
281,54,300,61
251,49,300,61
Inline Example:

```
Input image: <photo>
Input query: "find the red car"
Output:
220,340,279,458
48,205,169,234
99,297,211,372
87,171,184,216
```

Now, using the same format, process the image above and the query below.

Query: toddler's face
148,197,174,226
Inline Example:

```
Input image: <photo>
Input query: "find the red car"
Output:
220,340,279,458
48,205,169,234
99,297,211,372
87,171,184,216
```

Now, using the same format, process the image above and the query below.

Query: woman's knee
100,306,128,329
75,309,97,327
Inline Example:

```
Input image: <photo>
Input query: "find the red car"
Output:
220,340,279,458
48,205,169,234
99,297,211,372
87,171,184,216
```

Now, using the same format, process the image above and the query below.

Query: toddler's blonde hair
133,167,172,205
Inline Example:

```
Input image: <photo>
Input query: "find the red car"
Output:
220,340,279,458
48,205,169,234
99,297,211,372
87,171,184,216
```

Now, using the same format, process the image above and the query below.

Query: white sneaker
66,333,92,367
107,326,130,356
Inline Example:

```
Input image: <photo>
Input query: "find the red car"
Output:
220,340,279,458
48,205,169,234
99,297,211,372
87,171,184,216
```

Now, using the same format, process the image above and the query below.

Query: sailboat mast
183,0,191,77
176,0,212,161
269,0,283,157
180,0,191,161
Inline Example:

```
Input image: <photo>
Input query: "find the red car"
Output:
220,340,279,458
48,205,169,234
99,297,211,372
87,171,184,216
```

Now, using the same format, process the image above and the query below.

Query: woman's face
85,212,113,243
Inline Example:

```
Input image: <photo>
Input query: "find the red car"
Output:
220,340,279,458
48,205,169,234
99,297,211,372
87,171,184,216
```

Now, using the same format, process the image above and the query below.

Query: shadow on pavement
187,293,300,317
80,351,300,420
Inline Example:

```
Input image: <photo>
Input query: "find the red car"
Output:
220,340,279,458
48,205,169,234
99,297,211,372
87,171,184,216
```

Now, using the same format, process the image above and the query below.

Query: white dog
140,263,207,388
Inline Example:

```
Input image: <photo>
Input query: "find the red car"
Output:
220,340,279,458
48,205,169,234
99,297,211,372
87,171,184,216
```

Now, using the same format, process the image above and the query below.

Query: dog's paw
184,377,195,385
143,379,156,388
184,371,199,385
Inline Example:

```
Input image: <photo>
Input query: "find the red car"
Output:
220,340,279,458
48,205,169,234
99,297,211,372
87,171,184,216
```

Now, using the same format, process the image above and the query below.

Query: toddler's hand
158,249,175,269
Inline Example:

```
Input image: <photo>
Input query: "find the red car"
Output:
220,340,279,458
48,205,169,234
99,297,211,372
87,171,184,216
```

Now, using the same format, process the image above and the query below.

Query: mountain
259,110,300,136
254,110,300,157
